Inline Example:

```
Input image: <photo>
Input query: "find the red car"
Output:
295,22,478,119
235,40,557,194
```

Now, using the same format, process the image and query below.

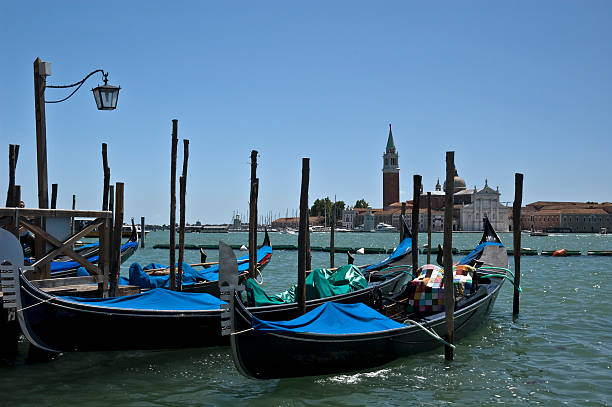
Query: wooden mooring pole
177,139,189,291
297,158,310,316
400,201,406,241
513,173,523,316
169,120,178,290
140,216,146,248
249,150,259,279
427,191,432,264
412,175,421,271
330,196,336,268
102,143,110,211
5,144,19,207
50,183,58,209
443,151,455,361
110,182,124,297
71,194,76,235
34,58,49,279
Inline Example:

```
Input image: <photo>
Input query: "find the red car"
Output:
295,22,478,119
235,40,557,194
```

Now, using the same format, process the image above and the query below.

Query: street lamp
91,73,121,110
33,57,121,210
32,57,120,272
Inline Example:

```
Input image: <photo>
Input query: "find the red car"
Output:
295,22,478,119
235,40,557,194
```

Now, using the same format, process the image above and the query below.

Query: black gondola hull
18,275,225,352
232,281,503,379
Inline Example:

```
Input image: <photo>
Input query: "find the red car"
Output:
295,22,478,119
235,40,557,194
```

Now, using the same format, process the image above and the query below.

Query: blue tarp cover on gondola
124,244,272,289
457,242,503,265
252,302,405,335
62,288,225,311
362,237,412,272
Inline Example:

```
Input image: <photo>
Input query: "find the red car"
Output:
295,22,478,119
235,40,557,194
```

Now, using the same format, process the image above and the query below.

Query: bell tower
382,124,399,208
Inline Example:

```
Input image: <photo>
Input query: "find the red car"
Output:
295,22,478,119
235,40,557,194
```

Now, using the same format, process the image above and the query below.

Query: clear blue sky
1,1,611,224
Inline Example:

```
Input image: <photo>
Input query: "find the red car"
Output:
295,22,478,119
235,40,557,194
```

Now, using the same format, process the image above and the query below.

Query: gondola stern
262,229,271,248
401,215,412,240
480,216,502,244
129,217,138,243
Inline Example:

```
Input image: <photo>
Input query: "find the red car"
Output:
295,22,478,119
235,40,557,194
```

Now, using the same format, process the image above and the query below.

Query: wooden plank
0,208,112,218
18,220,102,275
29,218,104,268
32,275,106,288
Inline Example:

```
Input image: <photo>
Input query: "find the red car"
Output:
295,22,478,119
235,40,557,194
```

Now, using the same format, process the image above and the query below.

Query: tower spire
386,123,396,153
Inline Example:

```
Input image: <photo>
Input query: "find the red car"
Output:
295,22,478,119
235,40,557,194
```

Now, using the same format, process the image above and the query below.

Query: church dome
443,169,466,193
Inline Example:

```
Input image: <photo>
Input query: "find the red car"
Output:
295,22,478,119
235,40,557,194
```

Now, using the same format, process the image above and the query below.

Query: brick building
519,202,612,233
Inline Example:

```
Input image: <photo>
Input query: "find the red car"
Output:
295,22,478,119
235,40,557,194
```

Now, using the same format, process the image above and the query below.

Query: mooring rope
479,274,522,292
17,297,53,312
231,327,254,336
479,265,514,279
403,318,456,349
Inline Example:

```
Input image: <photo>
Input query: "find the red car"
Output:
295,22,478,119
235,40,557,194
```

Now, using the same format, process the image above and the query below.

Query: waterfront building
342,207,357,230
518,202,612,233
363,209,375,232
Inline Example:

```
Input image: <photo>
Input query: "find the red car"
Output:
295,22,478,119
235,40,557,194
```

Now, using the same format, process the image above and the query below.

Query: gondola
4,220,413,353
227,217,510,379
124,230,273,295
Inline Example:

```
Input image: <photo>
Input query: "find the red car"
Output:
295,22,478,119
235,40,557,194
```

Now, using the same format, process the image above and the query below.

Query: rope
18,297,53,312
403,318,456,349
254,266,264,285
374,266,416,279
231,327,254,336
479,266,514,279
479,274,522,292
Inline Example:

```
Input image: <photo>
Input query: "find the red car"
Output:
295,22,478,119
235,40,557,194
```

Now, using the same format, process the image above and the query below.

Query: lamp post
32,57,120,276
33,57,120,208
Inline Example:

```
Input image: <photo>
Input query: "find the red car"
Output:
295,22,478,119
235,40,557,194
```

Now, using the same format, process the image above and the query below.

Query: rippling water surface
1,231,610,406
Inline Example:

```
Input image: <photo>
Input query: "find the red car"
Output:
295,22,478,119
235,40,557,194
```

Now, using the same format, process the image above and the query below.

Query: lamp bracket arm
45,69,107,104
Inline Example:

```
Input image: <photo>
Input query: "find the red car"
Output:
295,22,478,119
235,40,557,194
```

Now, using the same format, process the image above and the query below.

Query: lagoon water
1,231,610,406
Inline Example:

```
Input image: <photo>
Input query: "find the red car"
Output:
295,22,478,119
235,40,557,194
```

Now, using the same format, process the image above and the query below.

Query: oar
145,258,250,274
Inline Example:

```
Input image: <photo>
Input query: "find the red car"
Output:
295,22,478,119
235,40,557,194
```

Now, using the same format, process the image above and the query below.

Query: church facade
459,180,511,232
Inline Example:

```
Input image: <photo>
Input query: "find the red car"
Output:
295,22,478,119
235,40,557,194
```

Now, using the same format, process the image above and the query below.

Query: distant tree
310,198,331,217
354,199,369,209
332,201,345,220
310,198,346,220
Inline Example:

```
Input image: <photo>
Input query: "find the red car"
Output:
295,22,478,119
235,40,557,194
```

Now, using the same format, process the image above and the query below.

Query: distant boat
600,227,608,235
530,231,548,237
309,226,330,233
374,223,396,233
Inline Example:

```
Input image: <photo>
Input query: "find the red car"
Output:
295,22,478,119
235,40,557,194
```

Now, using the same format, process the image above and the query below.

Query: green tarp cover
246,265,368,307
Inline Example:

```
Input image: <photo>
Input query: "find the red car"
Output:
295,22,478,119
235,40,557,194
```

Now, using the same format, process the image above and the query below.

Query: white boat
374,223,396,233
